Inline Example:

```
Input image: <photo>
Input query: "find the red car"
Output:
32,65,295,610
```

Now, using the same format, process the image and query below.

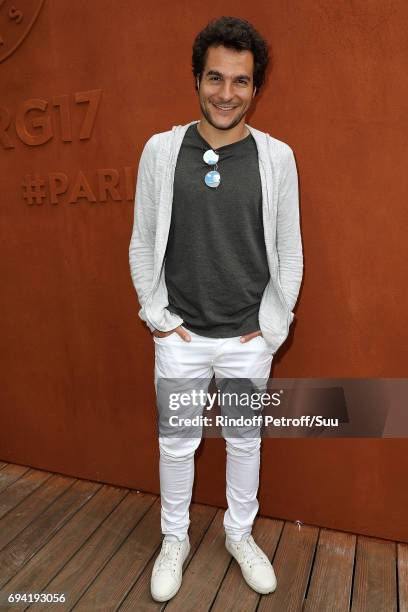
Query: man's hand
239,330,263,343
152,325,191,342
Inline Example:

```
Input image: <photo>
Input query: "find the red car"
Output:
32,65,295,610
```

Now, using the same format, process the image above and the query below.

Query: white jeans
153,327,274,542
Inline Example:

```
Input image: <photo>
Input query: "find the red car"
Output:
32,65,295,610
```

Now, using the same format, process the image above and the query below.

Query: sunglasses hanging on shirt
203,149,221,188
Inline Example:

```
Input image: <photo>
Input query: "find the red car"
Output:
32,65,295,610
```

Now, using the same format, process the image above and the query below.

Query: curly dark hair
192,16,270,97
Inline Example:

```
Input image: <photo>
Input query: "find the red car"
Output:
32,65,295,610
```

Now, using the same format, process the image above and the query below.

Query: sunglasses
203,149,221,188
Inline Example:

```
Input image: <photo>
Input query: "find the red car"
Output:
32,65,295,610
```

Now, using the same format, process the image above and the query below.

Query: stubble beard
199,98,249,132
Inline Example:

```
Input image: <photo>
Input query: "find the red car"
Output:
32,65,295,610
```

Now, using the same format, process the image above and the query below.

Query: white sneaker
225,534,277,594
150,535,190,602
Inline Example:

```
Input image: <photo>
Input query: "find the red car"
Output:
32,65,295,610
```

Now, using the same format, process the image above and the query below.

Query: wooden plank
0,473,74,551
0,462,8,470
0,469,52,520
73,498,164,610
3,484,130,610
118,501,218,611
0,478,100,587
0,464,30,494
211,517,284,612
164,509,233,611
351,535,397,612
258,521,319,611
304,528,356,611
36,490,157,612
398,543,408,612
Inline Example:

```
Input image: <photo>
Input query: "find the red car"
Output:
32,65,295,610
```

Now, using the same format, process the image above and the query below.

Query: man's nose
218,80,234,100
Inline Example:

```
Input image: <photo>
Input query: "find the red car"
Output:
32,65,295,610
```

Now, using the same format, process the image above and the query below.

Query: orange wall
1,1,407,542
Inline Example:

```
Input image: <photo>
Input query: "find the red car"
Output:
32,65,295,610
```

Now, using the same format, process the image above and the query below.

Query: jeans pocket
153,331,177,343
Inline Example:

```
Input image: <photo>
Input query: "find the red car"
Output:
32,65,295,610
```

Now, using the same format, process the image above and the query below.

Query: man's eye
209,76,220,81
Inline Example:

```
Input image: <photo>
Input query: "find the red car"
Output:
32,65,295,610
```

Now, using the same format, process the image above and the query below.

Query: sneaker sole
245,574,277,595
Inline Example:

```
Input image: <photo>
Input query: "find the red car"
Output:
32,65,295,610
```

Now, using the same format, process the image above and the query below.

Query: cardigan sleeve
276,146,304,314
128,135,158,332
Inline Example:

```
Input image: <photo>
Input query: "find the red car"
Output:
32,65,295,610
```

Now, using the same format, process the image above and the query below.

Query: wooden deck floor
0,461,406,611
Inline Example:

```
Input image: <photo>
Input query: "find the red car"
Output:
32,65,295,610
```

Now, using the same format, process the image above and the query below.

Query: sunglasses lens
205,170,221,188
203,149,219,165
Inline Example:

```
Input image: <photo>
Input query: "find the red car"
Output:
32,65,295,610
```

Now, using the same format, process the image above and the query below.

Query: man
129,16,303,602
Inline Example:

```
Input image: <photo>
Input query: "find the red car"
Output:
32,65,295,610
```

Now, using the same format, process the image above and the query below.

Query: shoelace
237,536,270,568
156,540,182,573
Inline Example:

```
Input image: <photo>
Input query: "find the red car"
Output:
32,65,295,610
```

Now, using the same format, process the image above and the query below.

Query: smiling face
197,44,257,132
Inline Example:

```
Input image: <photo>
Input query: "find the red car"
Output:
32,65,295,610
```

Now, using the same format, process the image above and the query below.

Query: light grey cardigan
129,120,303,354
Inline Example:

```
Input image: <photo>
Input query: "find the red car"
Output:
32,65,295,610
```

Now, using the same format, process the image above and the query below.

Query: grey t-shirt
164,123,269,337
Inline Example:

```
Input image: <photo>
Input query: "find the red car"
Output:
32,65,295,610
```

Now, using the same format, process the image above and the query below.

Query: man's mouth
212,102,238,113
